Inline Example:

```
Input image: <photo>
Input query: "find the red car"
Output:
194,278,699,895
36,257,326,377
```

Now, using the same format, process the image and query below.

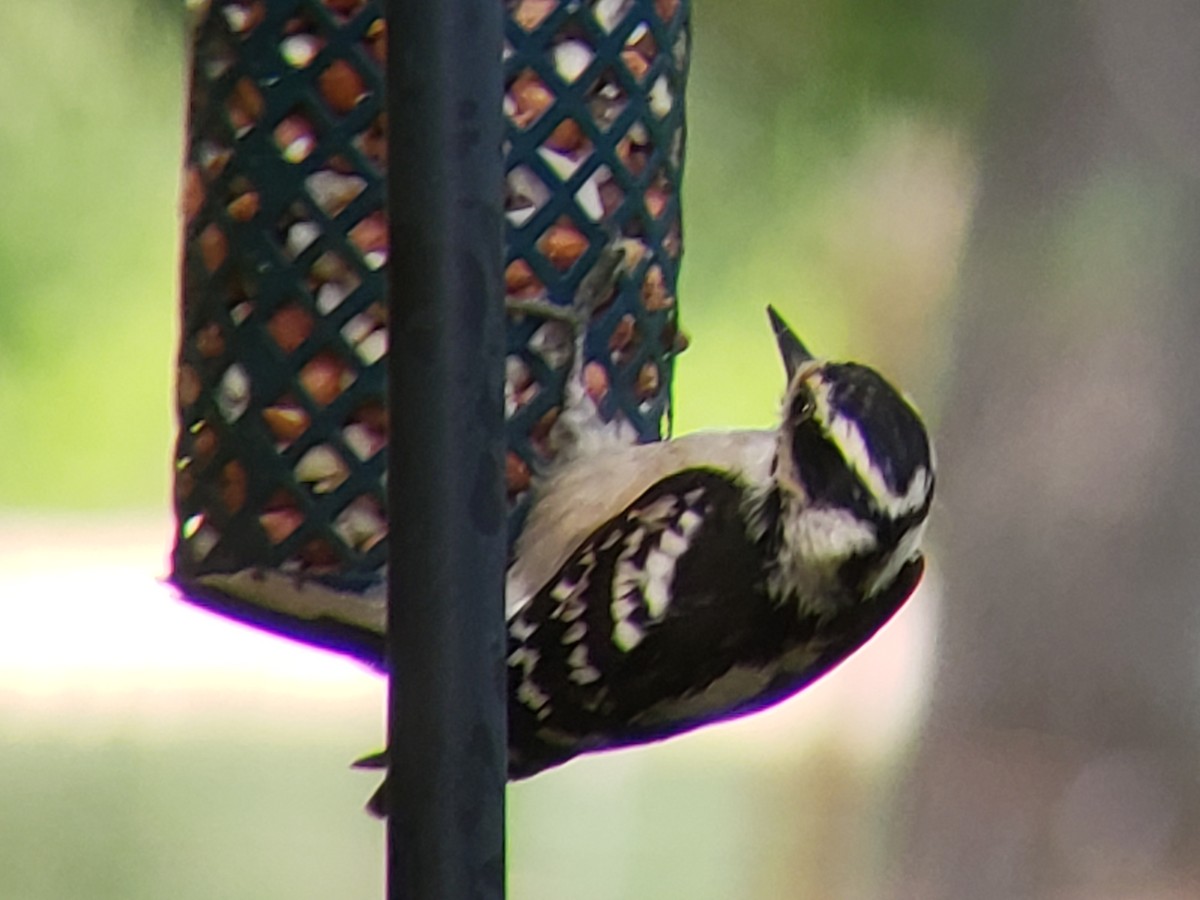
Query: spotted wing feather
506,468,921,777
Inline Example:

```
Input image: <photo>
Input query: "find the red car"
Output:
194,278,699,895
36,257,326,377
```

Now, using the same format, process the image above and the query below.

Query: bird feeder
172,0,690,665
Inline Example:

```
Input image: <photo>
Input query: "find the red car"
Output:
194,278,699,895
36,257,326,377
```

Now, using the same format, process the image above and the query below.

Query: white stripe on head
812,379,931,519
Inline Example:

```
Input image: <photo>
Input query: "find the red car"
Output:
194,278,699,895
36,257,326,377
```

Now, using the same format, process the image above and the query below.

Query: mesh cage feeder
172,0,690,666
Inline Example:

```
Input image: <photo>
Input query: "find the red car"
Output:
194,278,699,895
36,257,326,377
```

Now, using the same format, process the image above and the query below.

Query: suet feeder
172,0,690,665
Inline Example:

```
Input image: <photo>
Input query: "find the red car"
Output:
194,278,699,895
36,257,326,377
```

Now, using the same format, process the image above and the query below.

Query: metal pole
385,0,507,896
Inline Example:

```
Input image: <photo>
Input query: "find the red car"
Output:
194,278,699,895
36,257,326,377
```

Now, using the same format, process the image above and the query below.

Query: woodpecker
361,298,934,811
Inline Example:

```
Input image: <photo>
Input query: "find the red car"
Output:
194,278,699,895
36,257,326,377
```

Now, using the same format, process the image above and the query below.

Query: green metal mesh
173,0,690,658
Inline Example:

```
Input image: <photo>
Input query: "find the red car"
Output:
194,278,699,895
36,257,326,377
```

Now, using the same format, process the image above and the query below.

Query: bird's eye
789,391,814,422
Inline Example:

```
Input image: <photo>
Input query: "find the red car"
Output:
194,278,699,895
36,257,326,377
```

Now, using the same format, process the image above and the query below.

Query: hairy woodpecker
360,297,934,812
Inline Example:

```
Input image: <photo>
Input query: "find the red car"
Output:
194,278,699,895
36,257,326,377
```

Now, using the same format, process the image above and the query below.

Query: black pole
385,0,507,897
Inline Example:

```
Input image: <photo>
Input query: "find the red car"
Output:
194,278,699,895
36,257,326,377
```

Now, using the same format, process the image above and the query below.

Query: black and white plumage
170,220,933,813
500,307,933,777
360,300,934,811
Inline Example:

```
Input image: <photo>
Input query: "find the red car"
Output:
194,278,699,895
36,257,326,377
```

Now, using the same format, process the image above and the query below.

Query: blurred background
4,0,1200,897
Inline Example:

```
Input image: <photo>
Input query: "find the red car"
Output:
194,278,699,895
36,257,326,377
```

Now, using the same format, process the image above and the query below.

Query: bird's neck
744,480,881,617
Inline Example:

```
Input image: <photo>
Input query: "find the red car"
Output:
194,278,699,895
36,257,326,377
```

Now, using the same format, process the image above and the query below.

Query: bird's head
765,306,935,604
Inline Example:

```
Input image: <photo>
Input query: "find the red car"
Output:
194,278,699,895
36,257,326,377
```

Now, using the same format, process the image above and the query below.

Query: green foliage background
0,2,183,508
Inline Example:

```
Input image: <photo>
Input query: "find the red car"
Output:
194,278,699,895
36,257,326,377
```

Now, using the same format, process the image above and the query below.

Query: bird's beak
767,306,813,381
